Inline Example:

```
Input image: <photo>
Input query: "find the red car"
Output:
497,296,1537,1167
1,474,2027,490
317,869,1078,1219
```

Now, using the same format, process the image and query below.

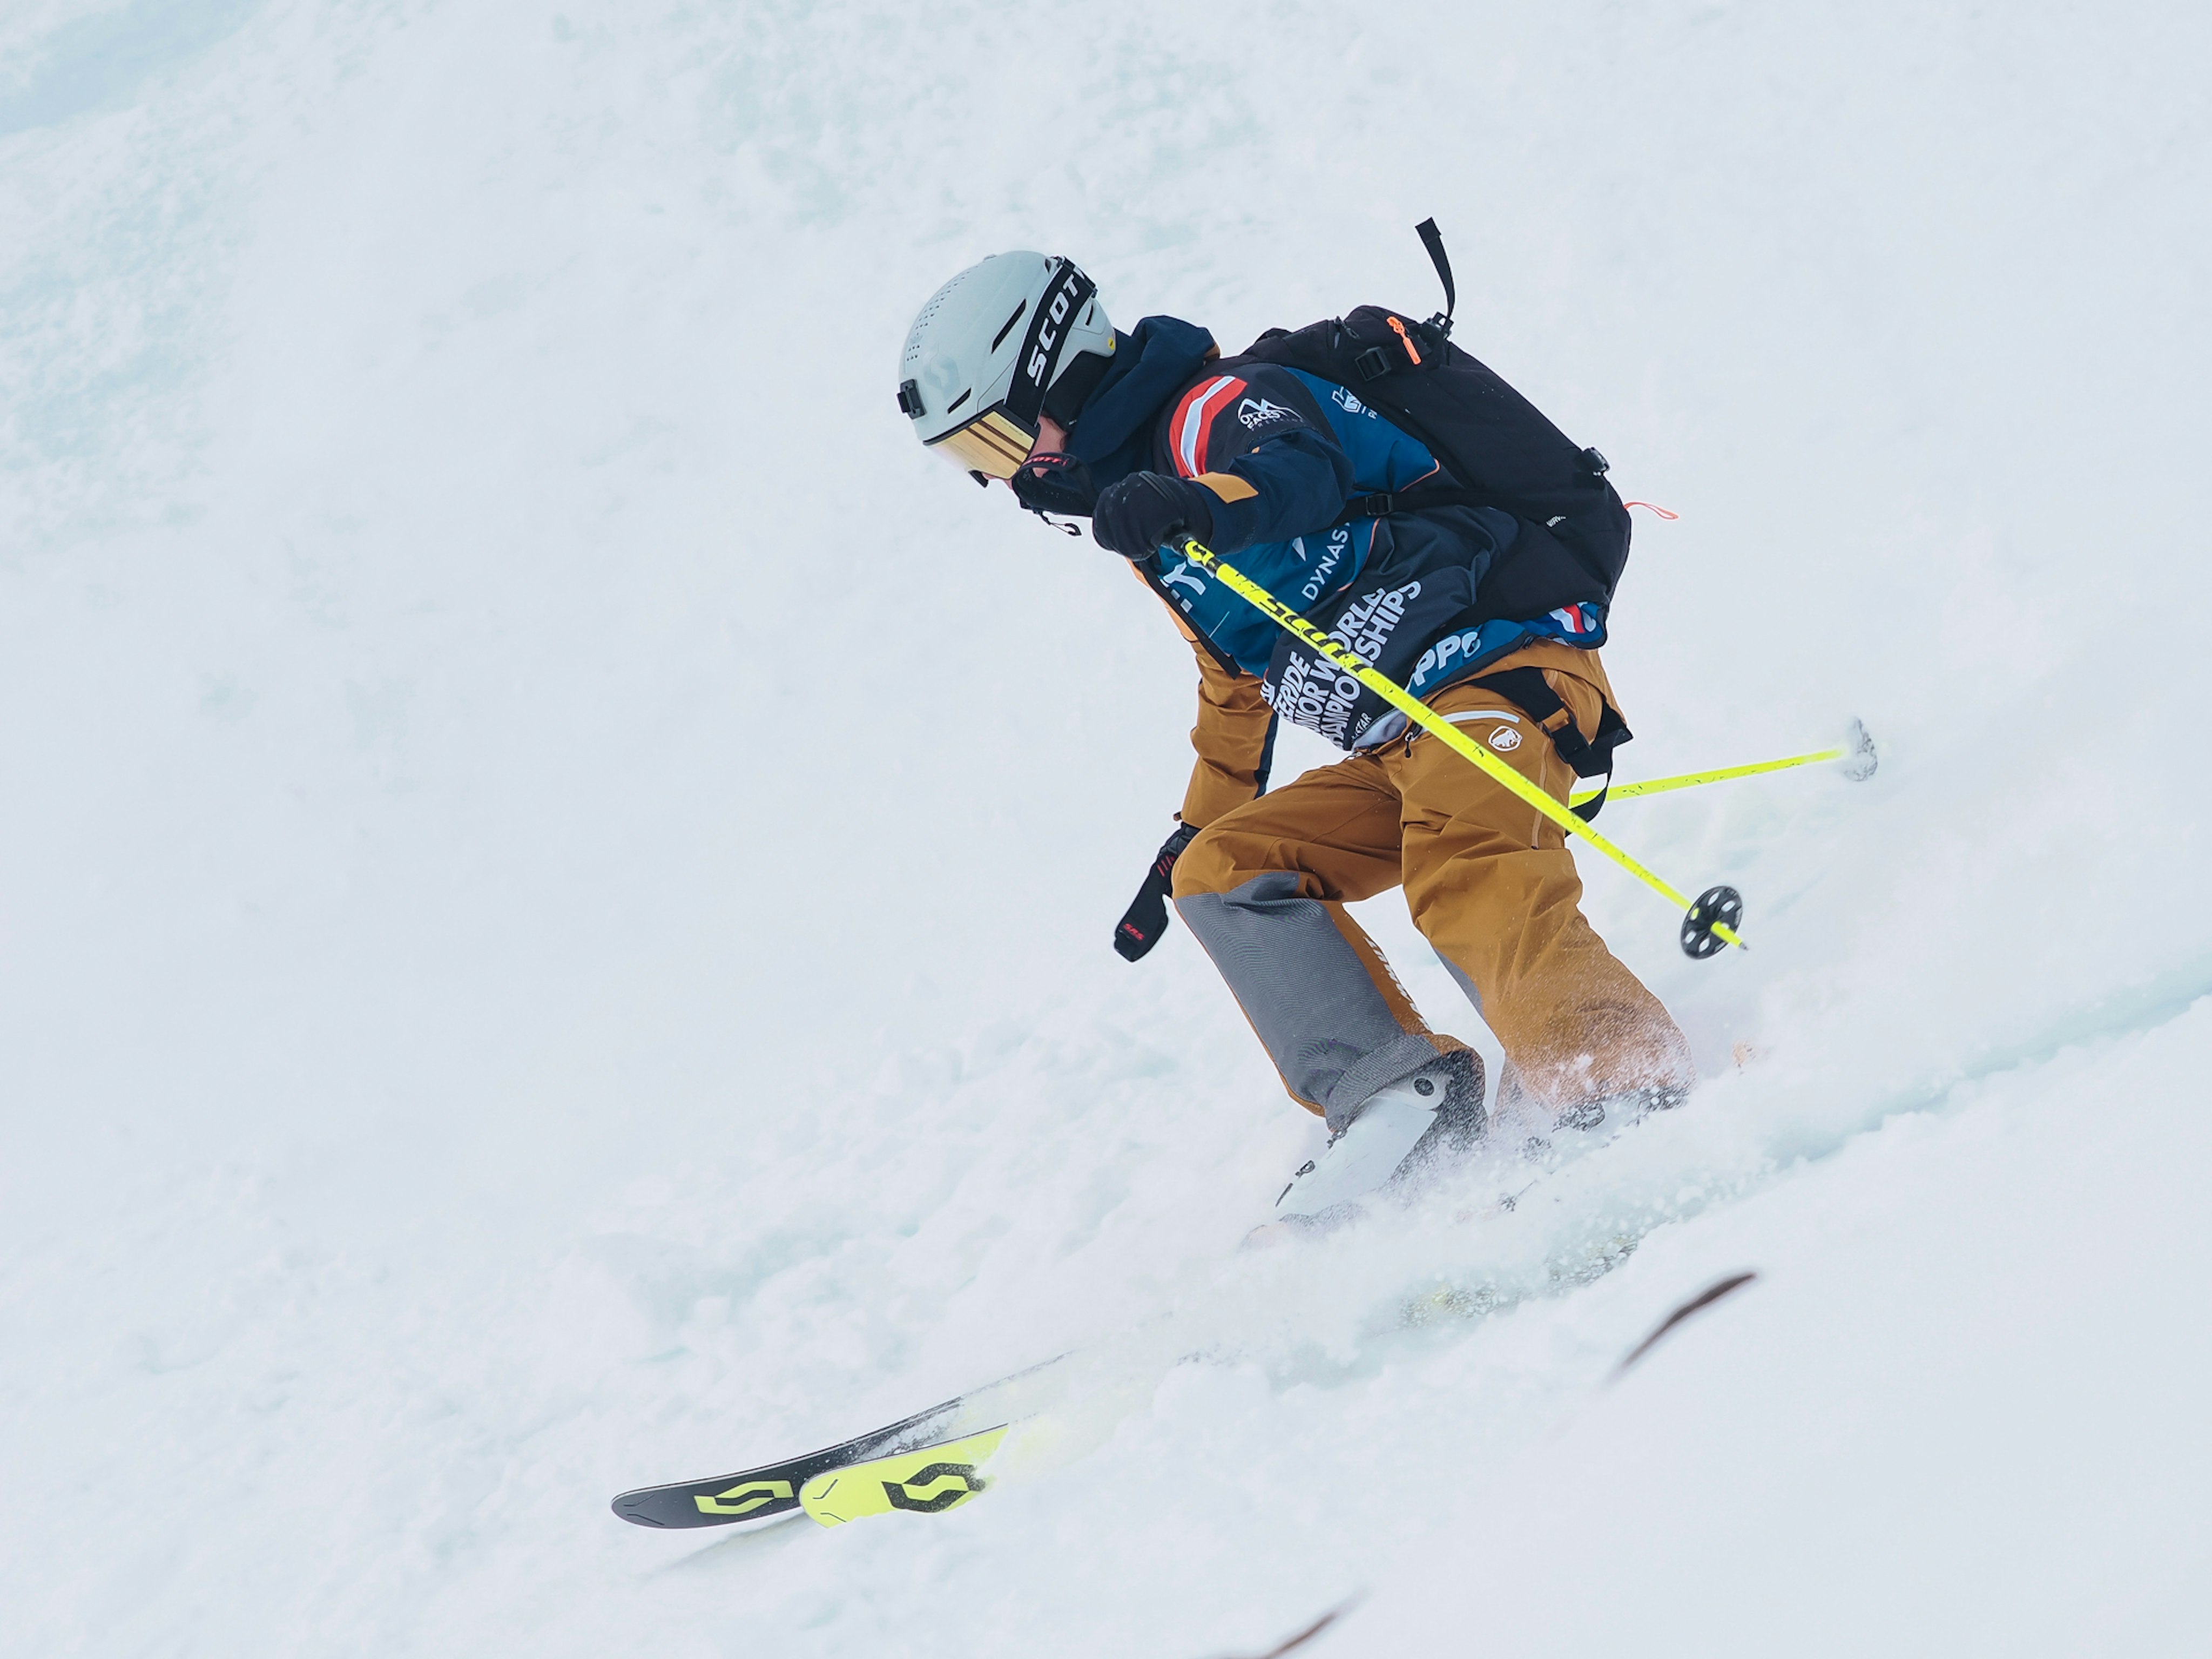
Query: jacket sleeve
1126,561,1278,829
1181,640,1278,828
1164,365,1352,553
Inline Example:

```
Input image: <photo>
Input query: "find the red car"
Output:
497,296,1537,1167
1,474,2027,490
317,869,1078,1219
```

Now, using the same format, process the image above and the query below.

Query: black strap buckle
1548,721,1594,766
1354,346,1394,382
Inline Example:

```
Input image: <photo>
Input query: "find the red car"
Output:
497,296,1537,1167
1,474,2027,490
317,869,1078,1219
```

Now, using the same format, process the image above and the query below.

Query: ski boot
1264,1048,1487,1233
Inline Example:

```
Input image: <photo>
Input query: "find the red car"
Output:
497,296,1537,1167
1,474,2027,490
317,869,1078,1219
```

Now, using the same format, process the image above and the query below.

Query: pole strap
1174,536,1744,952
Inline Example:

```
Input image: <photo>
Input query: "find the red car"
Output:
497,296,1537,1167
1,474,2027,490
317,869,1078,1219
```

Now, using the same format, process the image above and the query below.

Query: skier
895,245,1694,1225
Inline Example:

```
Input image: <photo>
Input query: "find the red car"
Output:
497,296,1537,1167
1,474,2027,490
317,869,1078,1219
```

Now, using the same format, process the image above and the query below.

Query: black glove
1009,451,1098,518
1114,822,1201,962
1091,472,1216,562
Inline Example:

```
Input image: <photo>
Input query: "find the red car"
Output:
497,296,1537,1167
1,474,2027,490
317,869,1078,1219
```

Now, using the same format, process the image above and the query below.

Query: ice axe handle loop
1681,886,1745,959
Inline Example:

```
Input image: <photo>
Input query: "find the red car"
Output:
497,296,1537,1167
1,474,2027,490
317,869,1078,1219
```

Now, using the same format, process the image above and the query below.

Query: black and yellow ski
610,1398,967,1529
797,1427,1009,1526
610,1358,1063,1530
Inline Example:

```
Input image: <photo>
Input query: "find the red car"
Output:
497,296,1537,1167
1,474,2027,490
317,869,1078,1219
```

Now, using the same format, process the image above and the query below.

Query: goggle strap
1002,259,1097,428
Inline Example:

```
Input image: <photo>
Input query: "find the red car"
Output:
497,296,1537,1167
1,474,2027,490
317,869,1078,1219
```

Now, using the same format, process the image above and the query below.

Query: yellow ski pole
1175,536,1746,957
1570,721,1877,809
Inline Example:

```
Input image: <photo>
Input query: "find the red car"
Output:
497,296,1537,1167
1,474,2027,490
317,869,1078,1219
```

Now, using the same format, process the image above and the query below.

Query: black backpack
1225,220,1632,619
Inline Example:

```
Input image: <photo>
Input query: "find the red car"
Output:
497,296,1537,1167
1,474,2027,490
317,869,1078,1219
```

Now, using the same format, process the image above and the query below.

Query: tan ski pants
1171,664,1692,1126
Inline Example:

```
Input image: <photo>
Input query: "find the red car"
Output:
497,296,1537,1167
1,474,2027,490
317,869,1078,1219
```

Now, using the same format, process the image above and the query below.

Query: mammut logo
694,1478,795,1516
882,1462,986,1513
1237,396,1297,429
1487,726,1523,752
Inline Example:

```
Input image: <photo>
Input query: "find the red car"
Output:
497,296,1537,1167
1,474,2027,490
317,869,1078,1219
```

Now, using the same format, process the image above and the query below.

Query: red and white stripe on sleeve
1168,375,1247,477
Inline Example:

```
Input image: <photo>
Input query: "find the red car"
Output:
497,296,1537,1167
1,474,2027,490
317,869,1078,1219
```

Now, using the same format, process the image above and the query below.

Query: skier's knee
1169,822,1243,901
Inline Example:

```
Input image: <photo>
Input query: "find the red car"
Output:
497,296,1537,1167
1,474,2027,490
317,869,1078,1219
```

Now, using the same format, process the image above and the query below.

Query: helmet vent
946,388,970,413
902,268,974,366
989,300,1027,352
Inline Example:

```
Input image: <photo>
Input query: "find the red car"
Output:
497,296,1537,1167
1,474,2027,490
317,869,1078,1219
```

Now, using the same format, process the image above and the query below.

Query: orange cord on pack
1623,501,1679,520
1386,314,1423,366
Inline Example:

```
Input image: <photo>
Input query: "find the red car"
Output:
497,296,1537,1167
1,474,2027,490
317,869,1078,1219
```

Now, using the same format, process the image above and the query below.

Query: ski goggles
927,406,1040,480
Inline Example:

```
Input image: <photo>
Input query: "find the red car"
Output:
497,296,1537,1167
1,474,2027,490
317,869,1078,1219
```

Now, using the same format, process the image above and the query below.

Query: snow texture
3,2,2209,1654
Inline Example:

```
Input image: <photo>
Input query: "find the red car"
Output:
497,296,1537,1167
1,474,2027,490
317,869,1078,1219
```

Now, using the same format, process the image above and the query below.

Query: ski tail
610,1399,963,1529
609,1352,1073,1530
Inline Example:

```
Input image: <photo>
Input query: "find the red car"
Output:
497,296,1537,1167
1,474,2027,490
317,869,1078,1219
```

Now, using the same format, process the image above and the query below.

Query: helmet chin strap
1026,506,1082,537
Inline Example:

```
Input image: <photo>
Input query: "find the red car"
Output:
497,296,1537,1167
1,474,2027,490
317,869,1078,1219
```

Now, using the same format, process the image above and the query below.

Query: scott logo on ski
692,1479,794,1516
882,1462,987,1513
798,1426,1011,1527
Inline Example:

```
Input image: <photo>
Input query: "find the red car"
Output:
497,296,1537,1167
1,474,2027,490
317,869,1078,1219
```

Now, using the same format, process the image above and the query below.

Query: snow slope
3,1,2209,1653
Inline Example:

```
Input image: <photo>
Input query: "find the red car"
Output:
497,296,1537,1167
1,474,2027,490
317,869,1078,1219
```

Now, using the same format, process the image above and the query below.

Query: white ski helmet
896,252,1115,477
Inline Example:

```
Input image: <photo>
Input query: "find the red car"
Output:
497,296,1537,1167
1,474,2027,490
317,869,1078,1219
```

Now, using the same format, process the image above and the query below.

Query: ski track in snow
3,2,2210,1655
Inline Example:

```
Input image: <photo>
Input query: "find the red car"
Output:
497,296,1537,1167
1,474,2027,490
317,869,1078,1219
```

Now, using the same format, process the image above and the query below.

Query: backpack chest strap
1335,482,1485,524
